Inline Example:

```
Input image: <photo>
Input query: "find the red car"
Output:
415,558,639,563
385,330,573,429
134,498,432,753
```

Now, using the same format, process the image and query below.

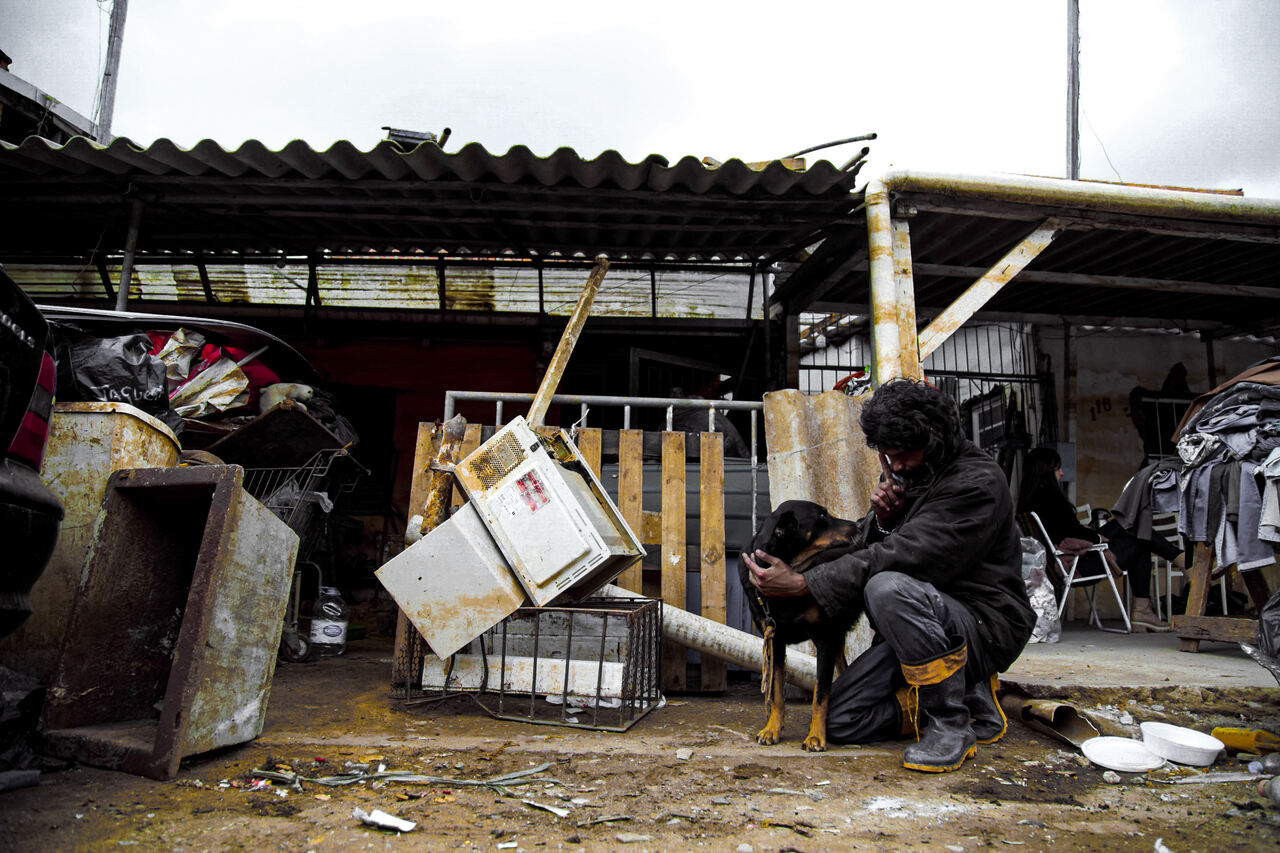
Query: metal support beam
917,218,1064,360
890,217,920,378
95,259,114,300
1066,0,1081,180
305,256,322,309
197,259,217,303
760,266,773,389
114,198,144,311
865,177,902,385
650,266,658,318
98,0,129,141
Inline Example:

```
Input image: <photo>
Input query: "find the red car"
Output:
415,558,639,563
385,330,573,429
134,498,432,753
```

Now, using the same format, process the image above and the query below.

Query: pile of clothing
1173,355,1280,571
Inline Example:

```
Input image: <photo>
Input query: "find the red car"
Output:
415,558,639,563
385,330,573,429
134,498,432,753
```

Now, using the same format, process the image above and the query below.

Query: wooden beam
661,430,687,691
917,218,1064,360
615,429,645,593
902,196,1280,245
699,431,727,692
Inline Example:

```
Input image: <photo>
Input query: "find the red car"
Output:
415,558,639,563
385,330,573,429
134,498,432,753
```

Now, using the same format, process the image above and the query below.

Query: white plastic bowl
1140,722,1225,766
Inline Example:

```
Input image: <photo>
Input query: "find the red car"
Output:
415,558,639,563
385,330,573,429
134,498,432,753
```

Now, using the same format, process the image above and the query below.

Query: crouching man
745,378,1035,772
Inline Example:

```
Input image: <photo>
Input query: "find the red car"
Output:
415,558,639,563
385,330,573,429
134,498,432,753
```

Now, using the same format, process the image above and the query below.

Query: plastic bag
152,328,206,392
62,331,168,415
1020,536,1060,644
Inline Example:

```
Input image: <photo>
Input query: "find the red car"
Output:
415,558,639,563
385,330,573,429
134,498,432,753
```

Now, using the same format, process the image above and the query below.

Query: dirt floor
3,636,1280,852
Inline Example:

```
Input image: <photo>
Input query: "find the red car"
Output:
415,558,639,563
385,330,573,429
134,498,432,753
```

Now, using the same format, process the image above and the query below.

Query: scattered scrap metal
249,760,554,796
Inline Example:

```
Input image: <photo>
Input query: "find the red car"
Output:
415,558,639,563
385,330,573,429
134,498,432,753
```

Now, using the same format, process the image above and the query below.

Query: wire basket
242,447,363,560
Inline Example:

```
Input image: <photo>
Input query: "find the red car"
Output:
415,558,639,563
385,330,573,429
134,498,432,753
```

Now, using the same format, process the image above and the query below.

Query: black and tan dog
738,499,865,752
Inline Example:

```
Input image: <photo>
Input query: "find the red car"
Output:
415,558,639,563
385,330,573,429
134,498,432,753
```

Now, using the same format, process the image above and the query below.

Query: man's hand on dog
743,550,810,597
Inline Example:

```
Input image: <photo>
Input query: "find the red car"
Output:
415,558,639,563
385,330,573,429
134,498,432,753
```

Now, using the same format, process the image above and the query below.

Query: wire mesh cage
393,597,662,732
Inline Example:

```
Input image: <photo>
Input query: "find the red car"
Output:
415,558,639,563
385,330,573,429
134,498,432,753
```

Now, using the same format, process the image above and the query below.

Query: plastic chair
1027,511,1132,633
1152,511,1227,619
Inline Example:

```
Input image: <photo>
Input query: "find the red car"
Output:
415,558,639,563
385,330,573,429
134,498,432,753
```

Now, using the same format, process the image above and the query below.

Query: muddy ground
3,637,1279,852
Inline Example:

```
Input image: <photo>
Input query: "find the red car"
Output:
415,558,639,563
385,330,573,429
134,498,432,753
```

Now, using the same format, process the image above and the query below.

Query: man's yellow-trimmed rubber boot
900,641,977,773
964,673,1007,745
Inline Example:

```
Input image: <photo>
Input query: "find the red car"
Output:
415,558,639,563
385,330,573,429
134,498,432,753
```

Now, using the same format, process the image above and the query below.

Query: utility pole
1066,0,1080,180
98,0,129,141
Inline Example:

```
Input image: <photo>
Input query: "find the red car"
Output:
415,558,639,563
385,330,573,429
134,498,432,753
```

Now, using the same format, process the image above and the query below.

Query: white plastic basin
1140,722,1225,766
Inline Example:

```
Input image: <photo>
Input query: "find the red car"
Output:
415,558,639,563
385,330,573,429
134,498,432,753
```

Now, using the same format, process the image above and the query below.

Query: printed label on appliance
515,471,551,512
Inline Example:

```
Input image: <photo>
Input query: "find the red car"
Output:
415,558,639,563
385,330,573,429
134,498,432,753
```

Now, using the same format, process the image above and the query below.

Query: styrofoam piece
421,654,625,697
1081,736,1165,772
1140,722,1225,766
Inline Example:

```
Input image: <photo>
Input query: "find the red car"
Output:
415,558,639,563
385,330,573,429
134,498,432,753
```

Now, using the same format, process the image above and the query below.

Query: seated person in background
1017,447,1181,632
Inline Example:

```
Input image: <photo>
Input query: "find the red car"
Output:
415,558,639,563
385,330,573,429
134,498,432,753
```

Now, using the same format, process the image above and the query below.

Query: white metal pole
98,0,129,141
1066,0,1081,180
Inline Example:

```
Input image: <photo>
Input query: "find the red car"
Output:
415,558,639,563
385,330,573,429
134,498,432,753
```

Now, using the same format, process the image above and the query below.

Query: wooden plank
616,429,645,592
699,431,727,692
576,427,603,479
452,423,484,507
640,511,663,544
1172,615,1258,645
395,421,442,667
407,421,440,524
661,430,687,692
1176,542,1214,652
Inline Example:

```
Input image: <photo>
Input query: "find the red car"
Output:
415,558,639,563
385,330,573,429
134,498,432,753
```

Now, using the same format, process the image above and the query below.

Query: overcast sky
4,0,1279,197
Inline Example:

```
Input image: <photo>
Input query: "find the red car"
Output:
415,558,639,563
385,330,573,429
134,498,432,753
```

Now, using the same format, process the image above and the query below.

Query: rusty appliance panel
376,501,527,659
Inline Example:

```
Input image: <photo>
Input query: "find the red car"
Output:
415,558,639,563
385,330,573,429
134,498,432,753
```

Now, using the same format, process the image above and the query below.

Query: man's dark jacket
805,439,1035,673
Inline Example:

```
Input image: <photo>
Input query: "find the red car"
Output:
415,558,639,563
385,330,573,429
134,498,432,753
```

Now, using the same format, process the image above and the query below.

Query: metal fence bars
394,597,662,732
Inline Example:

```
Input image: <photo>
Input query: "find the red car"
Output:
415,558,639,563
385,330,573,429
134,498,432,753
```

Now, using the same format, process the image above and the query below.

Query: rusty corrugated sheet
761,388,878,661
0,136,864,193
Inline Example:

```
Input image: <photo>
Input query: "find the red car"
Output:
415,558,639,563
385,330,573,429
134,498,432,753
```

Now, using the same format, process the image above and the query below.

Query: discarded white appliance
377,416,645,659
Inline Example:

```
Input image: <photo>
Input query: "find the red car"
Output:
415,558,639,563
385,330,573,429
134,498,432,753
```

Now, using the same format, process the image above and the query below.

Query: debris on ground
352,807,416,832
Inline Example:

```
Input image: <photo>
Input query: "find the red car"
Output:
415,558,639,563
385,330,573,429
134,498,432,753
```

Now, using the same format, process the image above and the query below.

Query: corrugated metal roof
0,136,866,263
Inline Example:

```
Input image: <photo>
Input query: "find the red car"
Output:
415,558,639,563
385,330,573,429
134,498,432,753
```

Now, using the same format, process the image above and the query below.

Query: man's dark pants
826,571,994,745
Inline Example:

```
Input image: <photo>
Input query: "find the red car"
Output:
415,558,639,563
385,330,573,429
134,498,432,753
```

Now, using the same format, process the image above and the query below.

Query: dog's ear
760,509,799,555
750,507,791,553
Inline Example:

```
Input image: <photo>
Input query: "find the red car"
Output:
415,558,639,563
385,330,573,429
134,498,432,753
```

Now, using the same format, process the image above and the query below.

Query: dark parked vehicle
0,266,62,638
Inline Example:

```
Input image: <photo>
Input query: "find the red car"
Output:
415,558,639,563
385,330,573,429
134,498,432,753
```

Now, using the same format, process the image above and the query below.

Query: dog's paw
801,735,828,753
755,728,782,746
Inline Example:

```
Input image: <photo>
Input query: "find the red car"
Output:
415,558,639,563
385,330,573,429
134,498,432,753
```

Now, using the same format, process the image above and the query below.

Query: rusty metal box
41,465,298,780
0,402,180,682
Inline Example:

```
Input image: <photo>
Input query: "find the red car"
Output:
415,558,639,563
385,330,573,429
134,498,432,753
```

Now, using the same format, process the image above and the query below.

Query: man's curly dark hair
859,378,965,468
